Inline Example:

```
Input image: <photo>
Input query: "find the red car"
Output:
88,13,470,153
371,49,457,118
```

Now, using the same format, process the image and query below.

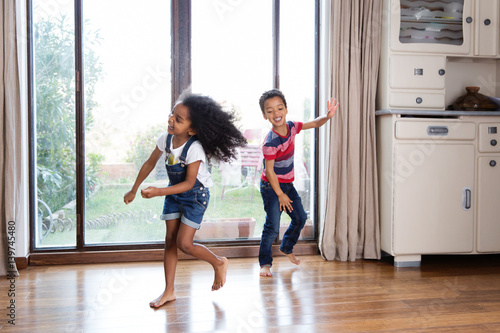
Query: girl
124,94,247,308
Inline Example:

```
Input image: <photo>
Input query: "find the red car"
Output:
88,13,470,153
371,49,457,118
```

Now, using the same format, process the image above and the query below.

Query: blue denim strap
165,134,172,155
179,135,198,167
165,134,198,167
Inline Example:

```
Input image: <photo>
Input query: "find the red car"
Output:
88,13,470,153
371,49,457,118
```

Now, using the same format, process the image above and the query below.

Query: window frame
27,0,320,258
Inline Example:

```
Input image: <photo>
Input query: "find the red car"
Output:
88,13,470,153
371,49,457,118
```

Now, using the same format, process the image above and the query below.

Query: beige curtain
319,0,382,261
1,1,22,276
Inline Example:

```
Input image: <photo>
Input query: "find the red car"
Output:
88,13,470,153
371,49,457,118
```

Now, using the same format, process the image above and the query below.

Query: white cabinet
377,1,500,266
377,113,500,267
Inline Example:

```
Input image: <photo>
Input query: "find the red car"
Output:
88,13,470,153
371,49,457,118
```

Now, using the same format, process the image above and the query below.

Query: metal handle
427,126,449,135
462,188,471,210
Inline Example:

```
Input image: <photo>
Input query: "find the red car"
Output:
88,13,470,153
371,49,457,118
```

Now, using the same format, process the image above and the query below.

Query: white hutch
376,0,500,267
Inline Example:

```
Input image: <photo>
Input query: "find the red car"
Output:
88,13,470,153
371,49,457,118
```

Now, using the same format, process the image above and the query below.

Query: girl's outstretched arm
140,160,201,199
124,147,163,204
302,98,339,130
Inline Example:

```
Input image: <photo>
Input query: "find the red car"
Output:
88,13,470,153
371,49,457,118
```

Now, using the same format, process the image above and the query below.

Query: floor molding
28,243,319,266
15,254,30,269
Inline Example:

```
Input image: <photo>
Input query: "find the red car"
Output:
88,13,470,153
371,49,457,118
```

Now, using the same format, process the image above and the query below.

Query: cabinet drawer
395,121,476,140
389,92,445,109
478,123,500,152
390,55,446,89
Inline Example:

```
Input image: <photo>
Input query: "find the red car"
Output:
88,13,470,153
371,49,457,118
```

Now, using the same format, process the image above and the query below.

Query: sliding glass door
190,0,272,241
82,0,171,245
32,0,171,247
191,0,317,241
32,1,77,247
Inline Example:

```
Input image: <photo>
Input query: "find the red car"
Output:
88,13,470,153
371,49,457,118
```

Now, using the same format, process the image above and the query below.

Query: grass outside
38,166,296,246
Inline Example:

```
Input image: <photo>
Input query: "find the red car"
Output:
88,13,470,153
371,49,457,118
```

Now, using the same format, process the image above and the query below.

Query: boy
258,89,338,277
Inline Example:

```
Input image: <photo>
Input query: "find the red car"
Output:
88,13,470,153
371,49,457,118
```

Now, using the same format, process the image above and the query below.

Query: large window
30,0,318,251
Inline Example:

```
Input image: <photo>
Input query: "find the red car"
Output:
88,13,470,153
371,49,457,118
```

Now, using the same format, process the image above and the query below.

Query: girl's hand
141,186,160,199
327,98,339,119
278,193,293,212
124,191,136,205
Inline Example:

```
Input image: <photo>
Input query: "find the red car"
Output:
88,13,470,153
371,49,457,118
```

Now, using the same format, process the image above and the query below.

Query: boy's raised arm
302,97,339,130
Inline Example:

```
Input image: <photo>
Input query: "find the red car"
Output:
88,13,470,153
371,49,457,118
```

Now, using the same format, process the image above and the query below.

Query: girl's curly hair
182,94,247,162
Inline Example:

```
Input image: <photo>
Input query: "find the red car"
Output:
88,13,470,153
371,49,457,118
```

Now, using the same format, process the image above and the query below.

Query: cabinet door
474,0,499,56
390,0,473,54
390,55,446,89
476,156,500,252
393,144,475,254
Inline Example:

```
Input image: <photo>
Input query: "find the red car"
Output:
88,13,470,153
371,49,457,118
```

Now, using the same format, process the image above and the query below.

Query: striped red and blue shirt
261,121,303,183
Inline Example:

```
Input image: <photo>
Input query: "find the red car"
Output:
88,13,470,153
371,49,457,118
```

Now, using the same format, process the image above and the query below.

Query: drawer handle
484,19,491,26
427,126,448,135
462,188,471,210
466,17,473,24
490,160,497,167
416,97,423,104
491,139,498,146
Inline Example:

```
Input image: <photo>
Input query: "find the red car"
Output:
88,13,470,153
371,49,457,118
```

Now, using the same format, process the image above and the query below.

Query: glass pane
279,0,316,240
399,0,464,45
83,0,171,245
33,1,76,248
191,0,272,241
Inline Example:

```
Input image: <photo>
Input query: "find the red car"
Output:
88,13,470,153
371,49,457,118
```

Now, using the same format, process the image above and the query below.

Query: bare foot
212,257,228,291
260,266,272,277
280,250,300,265
149,290,176,308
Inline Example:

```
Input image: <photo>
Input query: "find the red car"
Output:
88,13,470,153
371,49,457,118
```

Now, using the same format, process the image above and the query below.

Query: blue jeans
259,180,307,267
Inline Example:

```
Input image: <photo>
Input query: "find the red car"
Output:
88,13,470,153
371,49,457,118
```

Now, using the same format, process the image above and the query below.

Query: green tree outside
35,14,103,212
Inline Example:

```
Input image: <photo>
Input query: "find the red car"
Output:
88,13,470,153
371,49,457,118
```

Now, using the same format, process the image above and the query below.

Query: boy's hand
327,98,339,119
278,193,293,212
302,97,339,130
124,191,136,205
141,186,160,199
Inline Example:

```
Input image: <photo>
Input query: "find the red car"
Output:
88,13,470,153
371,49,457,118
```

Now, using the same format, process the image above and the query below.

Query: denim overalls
160,134,210,229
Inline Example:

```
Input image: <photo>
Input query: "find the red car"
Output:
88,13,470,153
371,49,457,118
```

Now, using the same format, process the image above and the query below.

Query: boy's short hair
259,89,287,114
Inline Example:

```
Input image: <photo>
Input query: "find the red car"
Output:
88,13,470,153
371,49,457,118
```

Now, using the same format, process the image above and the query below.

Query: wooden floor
1,254,500,332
